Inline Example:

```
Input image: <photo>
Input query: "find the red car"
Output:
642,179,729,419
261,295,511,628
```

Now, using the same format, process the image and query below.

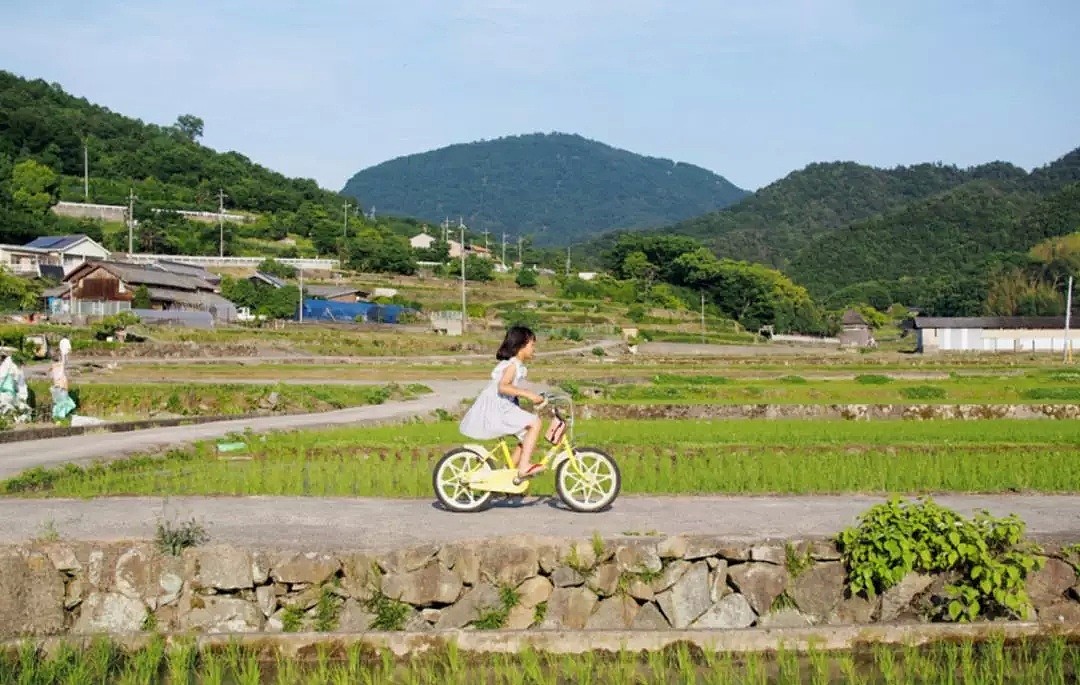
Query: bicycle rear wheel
555,447,621,513
433,447,497,513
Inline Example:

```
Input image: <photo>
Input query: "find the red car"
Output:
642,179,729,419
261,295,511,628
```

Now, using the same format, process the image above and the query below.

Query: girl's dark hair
496,326,536,360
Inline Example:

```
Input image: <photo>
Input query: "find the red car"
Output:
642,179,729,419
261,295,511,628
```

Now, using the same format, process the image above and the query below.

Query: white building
22,235,111,274
912,316,1080,353
0,244,48,276
409,231,436,250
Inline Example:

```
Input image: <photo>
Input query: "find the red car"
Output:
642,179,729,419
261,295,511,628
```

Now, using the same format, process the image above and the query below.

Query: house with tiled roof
59,259,236,322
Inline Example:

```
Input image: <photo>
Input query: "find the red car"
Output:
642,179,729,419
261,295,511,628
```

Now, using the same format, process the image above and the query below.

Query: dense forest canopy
340,132,749,246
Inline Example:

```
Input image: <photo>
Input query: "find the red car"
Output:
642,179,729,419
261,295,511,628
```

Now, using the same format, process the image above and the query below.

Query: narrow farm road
0,380,485,480
2,494,1079,550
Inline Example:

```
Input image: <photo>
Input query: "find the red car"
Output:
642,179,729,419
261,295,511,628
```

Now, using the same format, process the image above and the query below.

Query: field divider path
0,380,486,480
3,494,1080,549
46,338,625,369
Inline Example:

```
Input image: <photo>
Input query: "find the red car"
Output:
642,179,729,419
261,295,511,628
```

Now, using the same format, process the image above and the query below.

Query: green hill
648,160,1028,269
789,153,1080,298
0,70,428,272
340,132,749,246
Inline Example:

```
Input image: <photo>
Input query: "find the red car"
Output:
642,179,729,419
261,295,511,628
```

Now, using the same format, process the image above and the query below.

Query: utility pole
517,236,523,265
501,232,508,266
700,291,706,343
126,188,138,254
217,189,228,258
298,267,304,323
441,217,449,243
481,227,490,250
565,246,571,277
343,201,351,238
459,219,467,333
1065,275,1074,364
83,142,89,200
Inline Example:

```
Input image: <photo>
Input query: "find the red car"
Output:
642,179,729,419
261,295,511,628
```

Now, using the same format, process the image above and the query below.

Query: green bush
837,497,1043,622
778,375,808,384
900,385,947,400
855,374,893,385
515,269,538,288
1021,387,1080,401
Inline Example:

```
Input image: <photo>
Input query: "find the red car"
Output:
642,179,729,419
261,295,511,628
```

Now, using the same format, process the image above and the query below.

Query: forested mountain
789,151,1080,299
646,161,1028,269
340,133,749,246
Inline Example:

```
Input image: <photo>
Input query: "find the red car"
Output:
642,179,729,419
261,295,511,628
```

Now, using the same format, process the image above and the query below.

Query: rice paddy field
17,382,430,421
5,418,1079,498
573,369,1080,405
4,636,1080,684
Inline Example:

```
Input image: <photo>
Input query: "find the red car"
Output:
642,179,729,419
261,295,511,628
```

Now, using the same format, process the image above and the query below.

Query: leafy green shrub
515,269,538,288
855,374,893,385
257,258,296,279
626,305,646,323
900,385,947,400
778,375,808,384
365,592,411,631
837,497,1043,622
502,308,541,331
93,311,141,340
1021,387,1080,401
155,518,209,556
591,346,606,357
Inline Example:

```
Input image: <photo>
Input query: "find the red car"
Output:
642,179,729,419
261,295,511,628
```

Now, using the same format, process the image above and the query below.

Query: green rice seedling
808,646,830,685
742,651,767,685
200,650,225,685
233,651,261,685
776,645,800,684
873,644,898,685
274,651,299,685
85,637,120,682
167,638,198,685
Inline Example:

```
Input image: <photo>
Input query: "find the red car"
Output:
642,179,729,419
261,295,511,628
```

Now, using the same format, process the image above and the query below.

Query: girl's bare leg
516,419,543,477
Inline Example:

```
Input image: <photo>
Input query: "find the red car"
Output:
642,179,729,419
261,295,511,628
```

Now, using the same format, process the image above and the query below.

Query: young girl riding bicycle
459,326,550,479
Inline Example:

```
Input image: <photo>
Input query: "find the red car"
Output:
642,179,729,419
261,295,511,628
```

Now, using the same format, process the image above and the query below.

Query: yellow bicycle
432,393,621,513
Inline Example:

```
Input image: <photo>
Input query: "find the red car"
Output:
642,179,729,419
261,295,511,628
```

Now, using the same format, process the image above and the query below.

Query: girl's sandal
518,463,546,479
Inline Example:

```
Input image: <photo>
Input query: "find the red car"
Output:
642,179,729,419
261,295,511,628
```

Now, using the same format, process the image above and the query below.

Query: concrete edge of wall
4,622,1077,657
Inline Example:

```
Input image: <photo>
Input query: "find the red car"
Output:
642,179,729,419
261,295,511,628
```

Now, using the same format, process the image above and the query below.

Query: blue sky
2,1,1077,191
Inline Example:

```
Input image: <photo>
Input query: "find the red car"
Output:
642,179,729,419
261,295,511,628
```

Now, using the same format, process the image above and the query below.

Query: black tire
555,447,621,513
432,447,497,513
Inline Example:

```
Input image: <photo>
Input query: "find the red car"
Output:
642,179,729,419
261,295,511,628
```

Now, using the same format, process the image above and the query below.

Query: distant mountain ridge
340,132,749,246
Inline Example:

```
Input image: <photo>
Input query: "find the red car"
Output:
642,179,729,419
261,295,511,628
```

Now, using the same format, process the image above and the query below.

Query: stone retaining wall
581,403,1080,420
3,536,1078,637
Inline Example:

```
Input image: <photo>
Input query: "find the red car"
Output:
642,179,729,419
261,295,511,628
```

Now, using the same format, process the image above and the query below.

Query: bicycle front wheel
555,447,621,513
433,447,496,513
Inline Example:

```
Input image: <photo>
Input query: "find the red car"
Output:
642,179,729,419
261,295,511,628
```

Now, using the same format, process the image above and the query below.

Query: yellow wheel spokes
437,451,490,505
562,452,616,505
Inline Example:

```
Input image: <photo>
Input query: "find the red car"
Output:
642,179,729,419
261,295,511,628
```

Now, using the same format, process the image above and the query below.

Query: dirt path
3,494,1079,550
0,380,485,480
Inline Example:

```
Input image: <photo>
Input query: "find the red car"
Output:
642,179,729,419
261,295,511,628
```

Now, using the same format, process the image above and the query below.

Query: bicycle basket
545,417,567,444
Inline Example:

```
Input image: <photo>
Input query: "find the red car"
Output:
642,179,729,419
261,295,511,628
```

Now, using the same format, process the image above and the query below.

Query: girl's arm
497,363,542,404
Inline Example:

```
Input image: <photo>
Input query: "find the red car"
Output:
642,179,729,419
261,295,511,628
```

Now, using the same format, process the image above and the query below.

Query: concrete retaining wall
3,535,1078,638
